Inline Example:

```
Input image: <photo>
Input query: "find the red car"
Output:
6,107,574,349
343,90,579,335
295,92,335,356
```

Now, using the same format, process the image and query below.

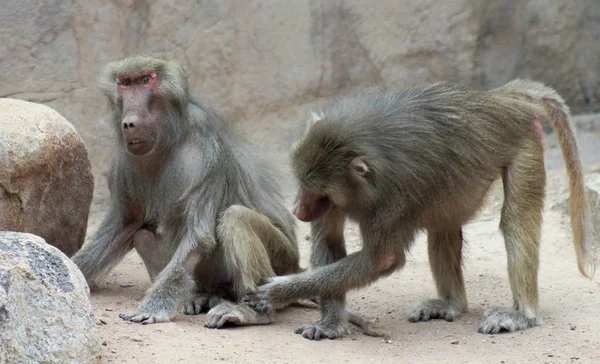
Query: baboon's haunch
72,53,302,327
244,79,596,340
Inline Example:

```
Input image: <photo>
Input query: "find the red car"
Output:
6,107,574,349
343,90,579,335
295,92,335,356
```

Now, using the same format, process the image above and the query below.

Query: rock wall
1,0,599,189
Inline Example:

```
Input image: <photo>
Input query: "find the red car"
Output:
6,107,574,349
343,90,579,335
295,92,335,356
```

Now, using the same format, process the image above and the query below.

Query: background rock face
0,0,598,200
0,232,102,364
0,99,94,256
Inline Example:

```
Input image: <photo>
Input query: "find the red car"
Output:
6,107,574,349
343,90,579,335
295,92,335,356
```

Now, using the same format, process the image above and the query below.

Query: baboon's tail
494,79,596,278
541,91,596,278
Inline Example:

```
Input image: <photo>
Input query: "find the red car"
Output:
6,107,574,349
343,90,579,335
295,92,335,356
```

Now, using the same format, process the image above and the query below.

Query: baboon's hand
204,301,274,328
242,276,291,313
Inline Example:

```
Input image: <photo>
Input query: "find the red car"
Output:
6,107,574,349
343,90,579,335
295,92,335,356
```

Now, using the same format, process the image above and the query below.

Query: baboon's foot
478,307,542,334
294,320,350,341
204,301,274,329
408,298,465,322
183,293,224,315
119,308,172,325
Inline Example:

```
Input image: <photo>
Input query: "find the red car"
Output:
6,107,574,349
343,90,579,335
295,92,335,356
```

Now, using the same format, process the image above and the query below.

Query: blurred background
1,0,599,202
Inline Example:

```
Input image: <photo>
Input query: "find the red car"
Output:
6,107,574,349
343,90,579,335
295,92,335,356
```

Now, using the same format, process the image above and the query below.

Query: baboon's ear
310,111,324,125
350,157,370,177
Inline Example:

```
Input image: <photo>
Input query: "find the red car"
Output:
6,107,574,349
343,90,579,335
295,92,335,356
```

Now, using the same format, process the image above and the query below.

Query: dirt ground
86,130,600,364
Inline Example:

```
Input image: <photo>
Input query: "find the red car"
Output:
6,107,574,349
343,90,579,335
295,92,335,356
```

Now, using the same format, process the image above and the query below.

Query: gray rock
0,232,102,364
0,98,94,257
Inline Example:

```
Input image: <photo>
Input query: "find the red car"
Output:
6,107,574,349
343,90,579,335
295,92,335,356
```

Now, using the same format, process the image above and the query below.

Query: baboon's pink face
116,72,161,155
292,188,332,222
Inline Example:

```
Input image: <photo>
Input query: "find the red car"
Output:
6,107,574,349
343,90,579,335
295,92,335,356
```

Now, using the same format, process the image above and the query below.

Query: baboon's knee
218,205,254,240
376,253,404,276
220,205,251,223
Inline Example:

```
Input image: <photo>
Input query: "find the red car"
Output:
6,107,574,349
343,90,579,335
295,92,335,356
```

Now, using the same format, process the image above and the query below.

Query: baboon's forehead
108,58,168,77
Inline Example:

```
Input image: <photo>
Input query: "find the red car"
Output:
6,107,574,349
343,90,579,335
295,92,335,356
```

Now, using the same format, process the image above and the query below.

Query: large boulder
0,232,102,363
0,98,94,256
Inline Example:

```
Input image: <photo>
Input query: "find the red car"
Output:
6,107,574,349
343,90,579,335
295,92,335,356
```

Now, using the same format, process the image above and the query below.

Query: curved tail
494,79,596,278
541,93,596,278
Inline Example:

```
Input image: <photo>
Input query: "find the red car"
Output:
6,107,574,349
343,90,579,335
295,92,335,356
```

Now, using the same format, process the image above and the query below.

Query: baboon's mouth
126,139,152,156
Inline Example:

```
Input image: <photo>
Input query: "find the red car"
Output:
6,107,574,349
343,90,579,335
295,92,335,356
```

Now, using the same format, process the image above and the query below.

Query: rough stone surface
0,98,94,256
0,0,599,203
0,232,101,364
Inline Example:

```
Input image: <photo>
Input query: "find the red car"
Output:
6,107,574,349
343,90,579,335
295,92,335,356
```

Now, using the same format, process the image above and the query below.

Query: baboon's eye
120,78,131,87
141,75,151,85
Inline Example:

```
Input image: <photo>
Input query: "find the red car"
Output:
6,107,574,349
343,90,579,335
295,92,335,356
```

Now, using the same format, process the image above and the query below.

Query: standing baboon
244,80,596,340
71,53,303,327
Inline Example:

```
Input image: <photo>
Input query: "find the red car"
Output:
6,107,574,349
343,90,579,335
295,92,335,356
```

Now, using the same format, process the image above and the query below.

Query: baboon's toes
183,295,209,315
408,298,463,323
294,322,350,341
478,307,542,334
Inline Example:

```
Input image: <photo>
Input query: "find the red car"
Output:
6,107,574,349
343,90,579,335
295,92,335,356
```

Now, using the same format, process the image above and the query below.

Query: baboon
243,79,596,340
71,53,304,327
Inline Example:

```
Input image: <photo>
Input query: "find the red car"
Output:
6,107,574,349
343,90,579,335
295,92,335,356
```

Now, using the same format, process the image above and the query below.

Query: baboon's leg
479,140,545,334
294,208,350,340
409,229,468,322
218,205,290,298
133,229,172,282
203,205,297,328
183,255,228,316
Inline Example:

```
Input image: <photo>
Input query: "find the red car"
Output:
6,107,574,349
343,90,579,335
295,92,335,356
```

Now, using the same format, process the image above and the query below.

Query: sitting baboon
72,53,302,327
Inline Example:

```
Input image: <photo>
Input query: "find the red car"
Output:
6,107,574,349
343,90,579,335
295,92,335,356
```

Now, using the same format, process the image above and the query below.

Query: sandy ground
86,130,600,364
